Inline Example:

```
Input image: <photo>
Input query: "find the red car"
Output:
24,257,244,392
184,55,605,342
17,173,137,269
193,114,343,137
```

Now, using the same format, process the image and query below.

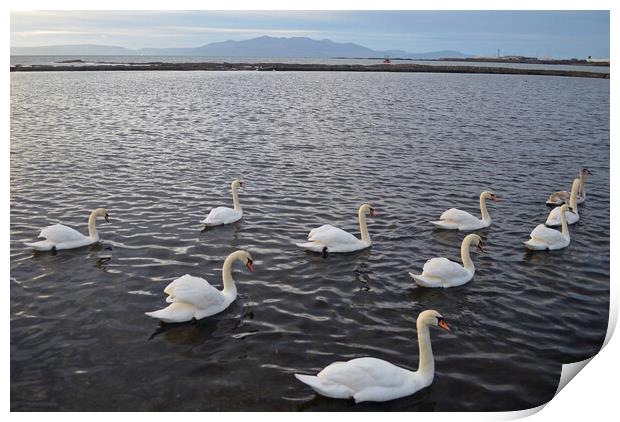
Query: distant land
10,61,609,79
10,35,472,59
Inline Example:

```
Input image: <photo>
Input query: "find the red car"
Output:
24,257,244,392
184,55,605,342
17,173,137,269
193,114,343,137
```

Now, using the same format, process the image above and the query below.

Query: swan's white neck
579,172,586,198
87,211,100,240
560,208,570,240
415,321,434,380
479,194,490,223
231,185,241,211
358,208,370,244
569,179,579,214
461,237,475,272
222,252,243,297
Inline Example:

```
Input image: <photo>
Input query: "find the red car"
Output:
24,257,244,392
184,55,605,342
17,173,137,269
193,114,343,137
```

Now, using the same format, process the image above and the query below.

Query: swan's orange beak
491,195,497,202
246,260,254,272
477,242,485,253
438,320,450,331
370,209,377,217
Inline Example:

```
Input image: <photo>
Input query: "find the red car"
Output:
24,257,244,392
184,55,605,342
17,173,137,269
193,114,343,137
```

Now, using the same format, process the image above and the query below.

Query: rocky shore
10,61,610,79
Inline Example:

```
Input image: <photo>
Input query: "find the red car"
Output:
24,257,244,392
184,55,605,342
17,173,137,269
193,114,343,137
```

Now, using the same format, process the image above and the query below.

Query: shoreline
422,57,611,67
10,62,610,79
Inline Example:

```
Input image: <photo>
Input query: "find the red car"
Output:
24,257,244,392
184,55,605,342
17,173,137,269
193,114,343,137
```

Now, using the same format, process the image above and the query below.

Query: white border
6,1,616,420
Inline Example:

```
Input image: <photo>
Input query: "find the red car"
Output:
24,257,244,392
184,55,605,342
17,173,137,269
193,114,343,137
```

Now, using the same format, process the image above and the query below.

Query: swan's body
409,234,484,288
145,250,253,323
431,191,496,231
546,168,591,206
296,204,376,254
546,178,580,227
294,310,450,403
525,205,570,250
201,179,243,226
25,208,109,251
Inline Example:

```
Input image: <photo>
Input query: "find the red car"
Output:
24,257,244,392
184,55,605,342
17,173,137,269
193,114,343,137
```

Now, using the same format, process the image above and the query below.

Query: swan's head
481,191,497,202
581,167,592,176
418,310,450,331
231,179,244,190
234,250,254,272
360,203,377,218
559,204,571,214
465,234,484,253
93,208,110,222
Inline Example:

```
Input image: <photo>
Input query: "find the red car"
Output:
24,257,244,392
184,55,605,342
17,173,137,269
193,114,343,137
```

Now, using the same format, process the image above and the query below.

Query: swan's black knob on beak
104,213,110,223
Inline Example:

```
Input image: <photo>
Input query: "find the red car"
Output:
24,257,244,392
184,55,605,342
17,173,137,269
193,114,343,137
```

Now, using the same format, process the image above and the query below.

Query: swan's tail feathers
523,239,547,250
202,219,222,227
430,220,458,229
409,272,425,284
24,240,55,251
296,241,326,253
409,272,443,288
294,374,352,399
145,303,196,324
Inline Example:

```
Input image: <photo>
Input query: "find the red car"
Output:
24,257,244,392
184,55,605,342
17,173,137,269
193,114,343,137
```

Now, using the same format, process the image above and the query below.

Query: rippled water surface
11,71,609,411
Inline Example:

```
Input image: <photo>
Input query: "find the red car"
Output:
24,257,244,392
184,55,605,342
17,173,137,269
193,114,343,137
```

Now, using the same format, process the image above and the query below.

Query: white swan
145,250,254,323
201,179,243,226
545,178,580,226
409,234,484,288
431,191,497,231
296,204,376,256
524,204,570,250
294,310,450,403
25,208,109,251
546,168,592,205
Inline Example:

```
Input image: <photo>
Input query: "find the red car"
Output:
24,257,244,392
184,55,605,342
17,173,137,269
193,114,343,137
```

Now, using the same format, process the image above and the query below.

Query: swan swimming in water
202,179,244,226
546,168,591,206
25,208,110,251
524,204,571,250
296,203,376,257
409,234,484,288
145,250,254,323
545,178,580,227
294,310,450,403
431,191,497,231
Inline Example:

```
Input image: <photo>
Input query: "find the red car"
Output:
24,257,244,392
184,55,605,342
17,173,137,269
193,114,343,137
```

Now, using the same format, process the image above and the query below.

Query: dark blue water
10,70,609,411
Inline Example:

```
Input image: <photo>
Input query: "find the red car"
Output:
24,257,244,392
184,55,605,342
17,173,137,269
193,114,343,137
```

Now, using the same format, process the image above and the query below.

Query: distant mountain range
11,36,472,59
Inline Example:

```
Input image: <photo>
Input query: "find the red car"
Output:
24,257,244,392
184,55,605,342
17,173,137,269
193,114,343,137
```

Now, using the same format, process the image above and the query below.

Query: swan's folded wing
546,191,569,205
422,257,468,280
203,206,240,223
438,208,479,225
320,358,407,390
39,224,85,242
545,206,561,224
529,224,565,245
308,224,335,239
163,274,225,309
308,225,359,247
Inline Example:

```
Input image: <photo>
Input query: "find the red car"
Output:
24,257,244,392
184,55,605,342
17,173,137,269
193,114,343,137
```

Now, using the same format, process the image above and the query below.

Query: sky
10,10,610,58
